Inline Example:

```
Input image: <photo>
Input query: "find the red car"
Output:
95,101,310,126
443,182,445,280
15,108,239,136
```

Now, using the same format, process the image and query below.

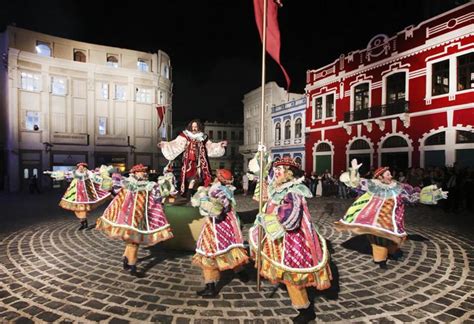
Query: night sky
1,0,464,123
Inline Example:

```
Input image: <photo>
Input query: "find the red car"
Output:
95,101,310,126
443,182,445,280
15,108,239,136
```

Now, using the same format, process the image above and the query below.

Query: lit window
325,94,334,117
137,59,149,72
74,50,86,63
457,52,474,91
136,87,152,103
25,111,40,131
386,72,406,103
163,65,169,78
315,97,323,119
115,84,127,101
36,41,51,57
24,169,29,179
354,83,370,110
33,169,38,177
21,72,41,91
52,77,67,96
99,83,109,99
98,117,107,135
107,55,119,68
432,60,449,95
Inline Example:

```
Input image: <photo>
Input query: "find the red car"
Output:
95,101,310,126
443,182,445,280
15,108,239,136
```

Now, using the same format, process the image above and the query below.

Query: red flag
156,105,166,129
253,0,290,90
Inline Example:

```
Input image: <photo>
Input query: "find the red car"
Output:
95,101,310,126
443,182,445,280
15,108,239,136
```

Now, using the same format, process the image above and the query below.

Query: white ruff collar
183,130,206,141
371,179,398,189
273,176,305,193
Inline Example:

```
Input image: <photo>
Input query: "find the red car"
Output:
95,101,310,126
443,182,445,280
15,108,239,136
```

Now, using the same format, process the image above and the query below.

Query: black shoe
197,283,218,298
292,306,316,324
374,260,388,269
78,219,88,231
129,265,144,277
389,250,403,261
123,257,130,271
236,270,250,283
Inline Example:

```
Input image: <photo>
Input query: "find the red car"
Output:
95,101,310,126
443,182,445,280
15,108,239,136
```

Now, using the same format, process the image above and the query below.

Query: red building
305,3,474,177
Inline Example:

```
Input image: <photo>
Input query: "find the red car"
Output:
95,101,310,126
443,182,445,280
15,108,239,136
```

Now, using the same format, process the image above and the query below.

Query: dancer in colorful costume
44,162,113,230
158,119,227,196
191,169,249,297
96,164,174,276
336,159,448,269
249,156,332,323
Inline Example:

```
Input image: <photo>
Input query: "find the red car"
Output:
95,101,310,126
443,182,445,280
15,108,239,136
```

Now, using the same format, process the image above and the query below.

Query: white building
0,26,173,191
270,96,307,170
239,81,302,172
205,121,244,174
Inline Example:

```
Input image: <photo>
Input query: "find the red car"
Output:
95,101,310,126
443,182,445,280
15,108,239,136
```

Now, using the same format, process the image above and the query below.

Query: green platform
160,204,205,251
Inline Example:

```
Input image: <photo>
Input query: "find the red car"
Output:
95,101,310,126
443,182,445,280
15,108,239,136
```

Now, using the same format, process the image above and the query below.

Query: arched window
316,143,331,152
107,55,119,67
36,42,51,57
74,50,86,63
350,139,370,150
382,136,408,148
295,118,302,138
425,132,445,146
294,156,302,166
284,120,291,139
386,72,406,104
275,122,281,141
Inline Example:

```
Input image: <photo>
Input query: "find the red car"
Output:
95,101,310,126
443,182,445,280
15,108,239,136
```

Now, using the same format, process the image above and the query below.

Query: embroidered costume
249,157,331,323
45,163,113,230
336,160,447,268
191,169,249,297
96,164,174,275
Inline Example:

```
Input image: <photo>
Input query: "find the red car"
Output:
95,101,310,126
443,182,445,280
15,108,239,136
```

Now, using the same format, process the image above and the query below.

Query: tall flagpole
256,0,268,292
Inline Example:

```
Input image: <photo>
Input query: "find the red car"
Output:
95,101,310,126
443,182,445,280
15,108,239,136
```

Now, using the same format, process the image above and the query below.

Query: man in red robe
159,119,227,196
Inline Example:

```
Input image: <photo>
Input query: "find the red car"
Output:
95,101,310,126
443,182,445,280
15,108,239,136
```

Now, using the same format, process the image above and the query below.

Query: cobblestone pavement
0,191,473,323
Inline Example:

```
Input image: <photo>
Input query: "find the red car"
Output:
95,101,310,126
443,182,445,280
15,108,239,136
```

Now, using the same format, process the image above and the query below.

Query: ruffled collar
371,179,398,189
183,130,207,142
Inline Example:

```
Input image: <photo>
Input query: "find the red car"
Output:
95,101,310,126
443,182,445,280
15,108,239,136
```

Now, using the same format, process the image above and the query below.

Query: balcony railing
344,101,409,123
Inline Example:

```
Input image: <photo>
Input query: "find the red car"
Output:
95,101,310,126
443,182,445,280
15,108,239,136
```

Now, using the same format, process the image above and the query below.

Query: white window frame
25,111,40,131
312,91,337,124
98,117,107,135
350,81,372,112
98,82,109,100
51,76,67,96
456,50,474,93
20,71,41,92
294,117,302,139
136,87,153,103
106,54,119,68
382,69,409,105
137,59,150,72
115,84,127,101
36,41,52,57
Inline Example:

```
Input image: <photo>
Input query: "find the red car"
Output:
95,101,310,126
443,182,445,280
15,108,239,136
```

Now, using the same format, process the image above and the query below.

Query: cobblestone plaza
0,192,472,323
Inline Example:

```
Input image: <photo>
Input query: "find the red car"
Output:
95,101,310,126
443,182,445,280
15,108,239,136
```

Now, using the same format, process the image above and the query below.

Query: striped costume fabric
59,169,111,212
335,179,421,245
96,175,173,247
249,180,332,290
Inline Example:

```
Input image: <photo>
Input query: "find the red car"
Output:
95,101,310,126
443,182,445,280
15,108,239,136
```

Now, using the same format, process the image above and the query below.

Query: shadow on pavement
238,209,259,224
340,234,372,255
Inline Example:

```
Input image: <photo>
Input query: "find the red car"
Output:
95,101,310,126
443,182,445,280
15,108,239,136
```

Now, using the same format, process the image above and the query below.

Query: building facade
205,122,244,174
270,96,306,170
305,3,474,177
0,26,173,191
239,81,302,172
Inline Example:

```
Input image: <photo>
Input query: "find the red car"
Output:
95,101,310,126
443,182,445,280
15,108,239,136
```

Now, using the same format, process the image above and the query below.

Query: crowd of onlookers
300,163,474,213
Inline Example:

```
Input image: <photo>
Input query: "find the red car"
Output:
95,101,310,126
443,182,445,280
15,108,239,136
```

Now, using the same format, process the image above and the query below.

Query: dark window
350,139,370,150
432,60,449,95
315,97,323,119
74,50,86,63
457,52,474,91
326,94,334,117
275,122,281,141
217,131,222,140
223,131,227,140
231,131,236,140
386,72,406,103
354,83,370,110
295,118,302,138
239,131,243,140
316,143,331,152
231,147,236,156
425,132,445,145
284,120,291,139
208,130,213,140
456,130,474,144
295,157,302,166
382,136,408,148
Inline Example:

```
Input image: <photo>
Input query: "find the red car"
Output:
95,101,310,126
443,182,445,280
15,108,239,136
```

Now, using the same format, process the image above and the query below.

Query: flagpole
256,0,268,292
